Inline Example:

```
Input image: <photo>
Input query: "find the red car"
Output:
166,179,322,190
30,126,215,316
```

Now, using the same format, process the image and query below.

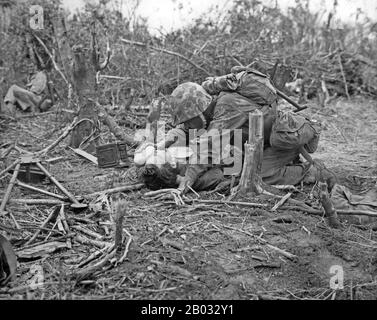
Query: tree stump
319,182,342,228
50,10,131,151
239,110,264,195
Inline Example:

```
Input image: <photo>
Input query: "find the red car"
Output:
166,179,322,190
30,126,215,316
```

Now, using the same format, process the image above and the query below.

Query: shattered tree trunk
51,12,134,152
239,110,264,195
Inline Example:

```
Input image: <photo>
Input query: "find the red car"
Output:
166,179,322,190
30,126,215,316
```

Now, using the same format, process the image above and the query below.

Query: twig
191,199,267,208
338,52,350,100
86,183,144,198
76,245,116,277
222,224,298,261
9,199,69,205
71,225,104,240
75,234,109,249
121,38,211,76
118,229,133,263
32,33,69,85
271,192,292,212
24,207,60,246
59,205,72,249
36,116,79,156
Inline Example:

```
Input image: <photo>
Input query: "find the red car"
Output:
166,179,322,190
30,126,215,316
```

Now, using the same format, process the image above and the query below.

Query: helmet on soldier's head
170,82,212,126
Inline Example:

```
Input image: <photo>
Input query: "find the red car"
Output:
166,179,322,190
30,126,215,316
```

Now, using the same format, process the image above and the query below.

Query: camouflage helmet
170,82,212,126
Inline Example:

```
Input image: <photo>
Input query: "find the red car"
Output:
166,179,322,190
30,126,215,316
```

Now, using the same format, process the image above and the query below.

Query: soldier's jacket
27,71,47,95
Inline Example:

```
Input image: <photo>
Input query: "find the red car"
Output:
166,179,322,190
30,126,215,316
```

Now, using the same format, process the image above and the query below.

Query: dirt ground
0,96,376,300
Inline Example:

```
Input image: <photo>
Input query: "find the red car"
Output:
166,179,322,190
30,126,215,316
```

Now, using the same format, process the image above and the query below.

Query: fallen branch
121,38,211,77
97,104,136,146
222,224,298,261
118,229,133,263
76,245,116,277
75,234,109,249
86,183,144,198
271,192,292,212
190,199,268,208
282,204,377,218
338,52,350,100
24,207,60,246
9,199,69,205
36,116,79,156
59,205,72,249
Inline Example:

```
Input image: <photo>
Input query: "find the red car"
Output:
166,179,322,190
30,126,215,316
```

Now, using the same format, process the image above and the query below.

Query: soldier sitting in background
3,62,52,115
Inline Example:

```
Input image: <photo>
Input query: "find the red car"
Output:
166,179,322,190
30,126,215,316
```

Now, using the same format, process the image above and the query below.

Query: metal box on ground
96,142,130,168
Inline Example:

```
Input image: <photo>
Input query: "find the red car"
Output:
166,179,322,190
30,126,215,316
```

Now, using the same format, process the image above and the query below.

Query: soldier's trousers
3,85,41,114
261,147,307,185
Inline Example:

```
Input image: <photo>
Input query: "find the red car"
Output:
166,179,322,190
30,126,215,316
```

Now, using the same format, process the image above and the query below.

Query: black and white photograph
0,0,377,306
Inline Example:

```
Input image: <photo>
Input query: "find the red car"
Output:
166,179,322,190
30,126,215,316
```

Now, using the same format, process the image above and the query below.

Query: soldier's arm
201,73,240,95
157,124,188,149
178,105,247,193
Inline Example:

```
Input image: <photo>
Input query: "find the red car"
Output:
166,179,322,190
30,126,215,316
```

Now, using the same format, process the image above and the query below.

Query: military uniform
3,71,49,114
168,80,327,192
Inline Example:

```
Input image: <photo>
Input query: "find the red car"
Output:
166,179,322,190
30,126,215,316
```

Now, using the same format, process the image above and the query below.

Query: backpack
202,68,277,106
269,111,321,153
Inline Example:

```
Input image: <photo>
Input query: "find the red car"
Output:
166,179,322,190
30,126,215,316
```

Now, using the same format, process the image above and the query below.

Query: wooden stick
72,225,104,240
36,116,78,156
338,52,350,100
319,182,341,228
76,245,116,276
121,38,211,76
59,205,72,249
15,180,67,200
271,192,292,212
35,162,82,206
9,199,68,205
25,207,60,246
0,143,14,159
87,183,144,197
97,104,136,146
75,234,110,249
118,229,133,263
0,159,20,179
222,225,297,260
190,199,267,208
0,163,21,229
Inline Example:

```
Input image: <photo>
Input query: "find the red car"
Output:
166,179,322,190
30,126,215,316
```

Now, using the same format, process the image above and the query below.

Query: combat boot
304,160,338,191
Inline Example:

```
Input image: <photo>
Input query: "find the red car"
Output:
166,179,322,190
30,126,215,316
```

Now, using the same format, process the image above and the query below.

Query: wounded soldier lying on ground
134,105,336,193
134,134,224,191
